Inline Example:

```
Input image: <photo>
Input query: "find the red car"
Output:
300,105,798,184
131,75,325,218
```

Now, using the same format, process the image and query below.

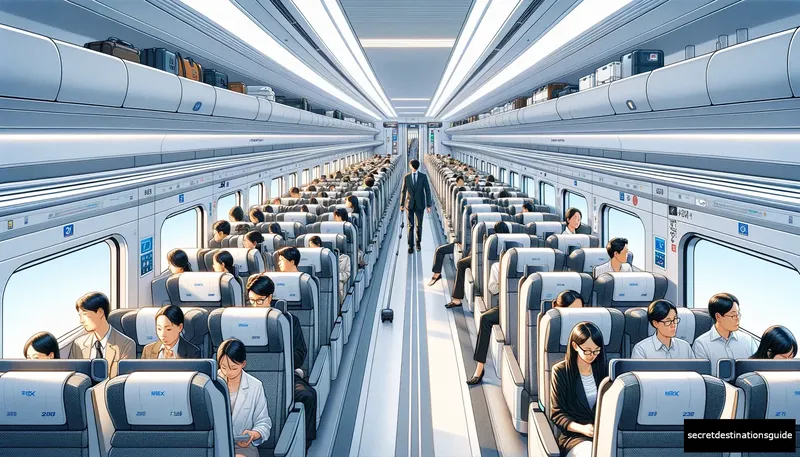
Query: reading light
441,0,633,120
427,0,521,117
177,0,382,120
626,100,637,111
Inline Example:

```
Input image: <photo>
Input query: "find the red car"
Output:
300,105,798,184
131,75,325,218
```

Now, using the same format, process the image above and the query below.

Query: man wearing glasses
631,299,694,359
692,292,759,376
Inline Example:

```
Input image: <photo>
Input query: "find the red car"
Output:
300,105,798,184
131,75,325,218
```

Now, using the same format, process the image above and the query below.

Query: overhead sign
427,122,443,128
383,122,398,128
63,224,74,238
738,222,749,236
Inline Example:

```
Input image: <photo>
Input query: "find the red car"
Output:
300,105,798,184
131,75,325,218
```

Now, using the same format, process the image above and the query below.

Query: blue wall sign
178,193,185,203
737,222,749,236
619,192,625,201
140,236,154,277
63,224,74,238
654,236,666,269
140,236,153,255
192,101,202,111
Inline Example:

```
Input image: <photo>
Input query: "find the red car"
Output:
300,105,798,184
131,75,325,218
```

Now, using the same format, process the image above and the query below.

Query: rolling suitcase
203,69,228,88
140,47,178,74
176,53,202,82
555,84,579,98
228,82,247,93
284,98,309,111
595,61,621,85
84,37,140,63
579,73,596,91
620,50,664,78
248,86,276,101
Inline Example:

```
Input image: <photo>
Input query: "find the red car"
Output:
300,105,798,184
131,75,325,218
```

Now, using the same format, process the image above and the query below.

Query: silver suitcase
247,86,275,101
595,61,621,85
579,73,596,91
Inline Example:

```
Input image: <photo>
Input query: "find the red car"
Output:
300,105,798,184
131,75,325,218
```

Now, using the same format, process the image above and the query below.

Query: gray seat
165,272,243,311
594,272,669,311
289,204,324,215
260,204,286,214
119,306,210,358
459,204,503,245
624,307,712,358
482,233,539,309
306,221,362,309
496,197,536,207
280,198,301,206
276,221,305,241
567,247,635,273
228,221,255,237
545,234,600,260
203,248,266,280
451,190,484,228
527,221,566,246
514,211,559,225
470,221,532,303
276,212,317,225
208,308,307,457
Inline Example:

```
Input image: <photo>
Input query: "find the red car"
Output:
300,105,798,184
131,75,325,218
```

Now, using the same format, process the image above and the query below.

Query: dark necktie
94,340,103,359
413,173,417,186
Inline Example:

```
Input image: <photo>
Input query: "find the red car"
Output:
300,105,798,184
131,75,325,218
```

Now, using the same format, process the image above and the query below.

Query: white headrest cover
495,234,533,256
278,222,297,237
646,308,697,342
557,308,613,346
310,233,342,246
124,371,195,425
135,307,161,346
512,248,556,273
533,222,563,236
181,249,202,272
178,273,223,302
553,234,594,250
224,248,253,274
473,213,504,223
533,273,586,301
283,213,308,224
463,198,485,205
501,198,526,205
320,221,344,234
220,308,269,346
469,204,493,212
298,248,323,272
267,272,303,301
635,371,706,425
577,248,610,273
759,371,800,421
611,273,656,302
0,371,71,425
520,213,548,223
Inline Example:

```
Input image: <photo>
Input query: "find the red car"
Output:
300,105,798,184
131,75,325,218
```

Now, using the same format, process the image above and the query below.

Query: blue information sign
63,224,74,238
140,236,154,277
737,222,749,236
654,236,666,269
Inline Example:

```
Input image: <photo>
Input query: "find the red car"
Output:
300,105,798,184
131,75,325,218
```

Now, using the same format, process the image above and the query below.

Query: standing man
400,159,432,254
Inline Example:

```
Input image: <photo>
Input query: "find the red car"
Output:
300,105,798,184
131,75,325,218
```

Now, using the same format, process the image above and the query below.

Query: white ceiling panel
364,48,452,101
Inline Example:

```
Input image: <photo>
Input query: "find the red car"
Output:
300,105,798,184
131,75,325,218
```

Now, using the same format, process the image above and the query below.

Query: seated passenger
310,198,319,205
270,197,281,205
276,246,301,274
213,250,236,276
592,237,632,277
249,208,265,224
301,205,309,213
247,275,317,449
167,248,192,274
496,190,510,199
363,177,375,188
213,220,232,243
486,223,513,296
243,230,264,251
553,290,583,308
229,206,245,222
631,299,694,359
333,209,365,266
563,207,581,235
24,331,60,359
521,201,534,213
69,292,135,378
750,325,797,359
551,322,607,457
346,195,361,216
307,185,317,192
317,191,329,198
309,235,350,303
268,222,282,237
217,338,272,457
263,206,274,214
142,305,200,359
289,187,301,198
693,293,758,374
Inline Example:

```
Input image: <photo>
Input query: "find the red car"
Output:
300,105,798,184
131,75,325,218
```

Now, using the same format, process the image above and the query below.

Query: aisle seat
595,272,669,311
118,306,210,358
165,272,243,310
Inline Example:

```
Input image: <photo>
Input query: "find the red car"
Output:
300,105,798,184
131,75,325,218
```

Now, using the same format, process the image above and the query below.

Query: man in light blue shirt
632,299,694,359
692,293,758,375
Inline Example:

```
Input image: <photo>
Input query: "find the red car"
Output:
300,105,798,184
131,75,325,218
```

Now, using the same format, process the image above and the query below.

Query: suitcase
284,98,309,111
248,86,276,101
140,47,178,75
595,61,621,85
228,82,247,93
512,96,527,110
579,73,596,91
533,83,568,103
84,37,140,63
203,69,228,88
555,85,579,98
620,50,664,78
176,53,202,82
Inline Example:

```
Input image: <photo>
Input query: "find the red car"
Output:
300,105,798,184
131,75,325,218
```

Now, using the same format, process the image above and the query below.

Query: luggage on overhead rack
228,82,247,93
284,98,310,111
176,53,202,82
533,83,569,104
248,86,276,101
203,69,228,88
555,84,578,98
140,47,178,75
579,73,596,91
595,61,621,85
512,96,527,110
84,37,140,63
621,50,664,78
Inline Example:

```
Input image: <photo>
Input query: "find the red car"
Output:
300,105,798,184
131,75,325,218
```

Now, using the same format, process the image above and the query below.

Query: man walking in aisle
400,159,432,254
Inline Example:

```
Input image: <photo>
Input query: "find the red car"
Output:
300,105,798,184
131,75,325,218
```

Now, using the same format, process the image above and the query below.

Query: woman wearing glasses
692,292,758,376
631,299,694,359
550,321,607,457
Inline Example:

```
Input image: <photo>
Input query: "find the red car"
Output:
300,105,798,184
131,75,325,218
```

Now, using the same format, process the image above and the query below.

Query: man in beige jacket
69,292,135,378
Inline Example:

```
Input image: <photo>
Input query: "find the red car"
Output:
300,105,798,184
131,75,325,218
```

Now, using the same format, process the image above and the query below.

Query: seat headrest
568,247,609,273
493,234,535,256
522,272,593,307
227,248,259,275
264,272,303,301
297,248,323,272
506,248,559,274
319,221,345,234
547,234,598,252
134,307,161,346
530,221,564,239
123,371,195,425
177,272,225,302
596,272,668,307
555,308,615,346
467,204,494,213
281,212,312,224
180,248,204,272
0,371,72,425
633,371,706,425
515,213,550,223
277,222,300,237
219,308,269,346
471,213,504,224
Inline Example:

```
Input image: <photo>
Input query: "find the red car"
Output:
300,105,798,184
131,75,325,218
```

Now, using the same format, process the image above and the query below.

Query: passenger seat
119,306,210,358
165,271,243,310
594,272,669,311
624,307,712,358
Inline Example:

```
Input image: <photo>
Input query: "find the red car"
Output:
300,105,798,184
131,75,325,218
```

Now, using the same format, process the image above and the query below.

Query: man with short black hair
400,159,432,253
289,187,301,199
69,292,135,377
632,299,694,359
693,293,758,375
593,237,632,277
212,220,231,242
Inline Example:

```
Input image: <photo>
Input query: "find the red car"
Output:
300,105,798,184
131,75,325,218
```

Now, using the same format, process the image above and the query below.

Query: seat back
165,272,243,310
566,247,611,273
180,248,212,271
518,272,593,401
280,198,301,206
296,234,350,289
496,197,535,207
202,248,266,280
307,222,358,284
452,190,484,224
120,306,210,358
290,204,325,215
296,248,337,341
208,308,294,453
463,212,512,256
277,212,317,225
260,204,286,214
514,211,559,224
481,234,539,305
527,221,566,246
227,221,254,238
595,272,669,311
623,307,712,357
500,248,566,358
276,221,305,241
545,234,600,259
471,221,530,295
459,203,501,244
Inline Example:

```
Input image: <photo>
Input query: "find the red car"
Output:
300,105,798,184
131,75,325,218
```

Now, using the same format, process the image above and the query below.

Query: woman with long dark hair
212,250,236,276
167,248,192,274
750,325,797,359
550,321,607,457
24,331,60,359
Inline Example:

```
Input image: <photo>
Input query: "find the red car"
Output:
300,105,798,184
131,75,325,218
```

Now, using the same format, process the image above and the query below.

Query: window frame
523,176,535,196
301,169,309,185
161,205,203,272
216,191,241,222
563,190,588,219
313,166,320,179
248,183,263,208
270,177,283,198
539,181,556,209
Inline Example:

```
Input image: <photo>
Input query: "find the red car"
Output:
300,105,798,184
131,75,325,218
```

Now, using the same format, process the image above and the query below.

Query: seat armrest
503,345,524,386
309,345,331,418
530,405,560,457
274,403,306,457
492,325,505,344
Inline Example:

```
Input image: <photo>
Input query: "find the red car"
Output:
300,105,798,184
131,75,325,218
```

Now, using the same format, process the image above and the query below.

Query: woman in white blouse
217,338,272,457
563,207,582,234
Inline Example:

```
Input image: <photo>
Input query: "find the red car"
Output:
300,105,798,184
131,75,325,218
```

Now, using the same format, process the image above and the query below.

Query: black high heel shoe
466,370,484,385
428,275,441,286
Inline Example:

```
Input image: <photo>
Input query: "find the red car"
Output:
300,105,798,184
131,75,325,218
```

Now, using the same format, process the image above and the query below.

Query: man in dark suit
399,159,432,253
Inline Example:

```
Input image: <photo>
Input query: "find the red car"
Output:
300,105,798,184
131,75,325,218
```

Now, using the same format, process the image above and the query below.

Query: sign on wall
140,236,154,277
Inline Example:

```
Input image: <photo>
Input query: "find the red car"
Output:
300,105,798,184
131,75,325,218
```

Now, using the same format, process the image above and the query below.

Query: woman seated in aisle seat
346,195,362,218
563,208,582,235
692,293,758,376
167,248,192,274
428,176,468,286
267,223,283,238
213,220,232,243
592,237,632,278
243,231,264,251
229,206,245,223
24,331,61,359
308,235,350,305
217,338,272,457
142,305,200,359
553,290,584,309
249,208,265,224
750,325,797,359
550,322,607,457
631,299,694,359
213,250,236,276
333,208,366,267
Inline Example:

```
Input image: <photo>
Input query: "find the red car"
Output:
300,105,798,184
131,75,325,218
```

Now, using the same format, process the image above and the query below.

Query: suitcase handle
107,37,136,48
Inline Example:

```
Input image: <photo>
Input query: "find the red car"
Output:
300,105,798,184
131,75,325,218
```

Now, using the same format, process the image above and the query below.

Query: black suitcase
621,50,664,77
203,69,228,88
284,98,309,111
555,84,578,98
140,48,178,75
311,108,327,115
84,37,140,63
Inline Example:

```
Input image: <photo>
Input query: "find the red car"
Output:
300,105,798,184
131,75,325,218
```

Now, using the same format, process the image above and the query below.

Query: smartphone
234,435,250,442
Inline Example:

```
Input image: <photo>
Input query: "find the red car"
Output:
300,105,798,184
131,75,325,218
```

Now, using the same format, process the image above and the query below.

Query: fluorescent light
428,0,522,117
391,98,431,101
441,0,633,120
360,39,455,48
394,106,429,109
176,0,382,120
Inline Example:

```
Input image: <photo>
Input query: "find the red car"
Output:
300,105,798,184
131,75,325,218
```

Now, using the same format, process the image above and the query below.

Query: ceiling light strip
359,39,455,48
391,98,431,101
177,0,382,120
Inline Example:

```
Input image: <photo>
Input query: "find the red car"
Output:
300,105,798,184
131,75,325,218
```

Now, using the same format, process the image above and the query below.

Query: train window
603,206,645,270
248,183,263,208
564,191,588,223
324,163,330,176
523,176,535,195
2,240,116,357
270,177,282,197
500,168,507,184
288,173,297,189
161,207,201,272
216,192,239,221
301,169,309,185
510,172,519,188
313,166,320,179
481,160,485,172
688,238,800,340
539,181,556,209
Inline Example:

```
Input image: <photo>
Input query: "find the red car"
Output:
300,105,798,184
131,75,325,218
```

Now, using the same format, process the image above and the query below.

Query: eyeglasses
724,312,742,320
579,345,602,356
660,317,681,326
248,297,269,306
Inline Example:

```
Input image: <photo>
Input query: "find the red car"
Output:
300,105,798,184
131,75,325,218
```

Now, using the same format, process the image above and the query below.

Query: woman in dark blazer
550,321,607,457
